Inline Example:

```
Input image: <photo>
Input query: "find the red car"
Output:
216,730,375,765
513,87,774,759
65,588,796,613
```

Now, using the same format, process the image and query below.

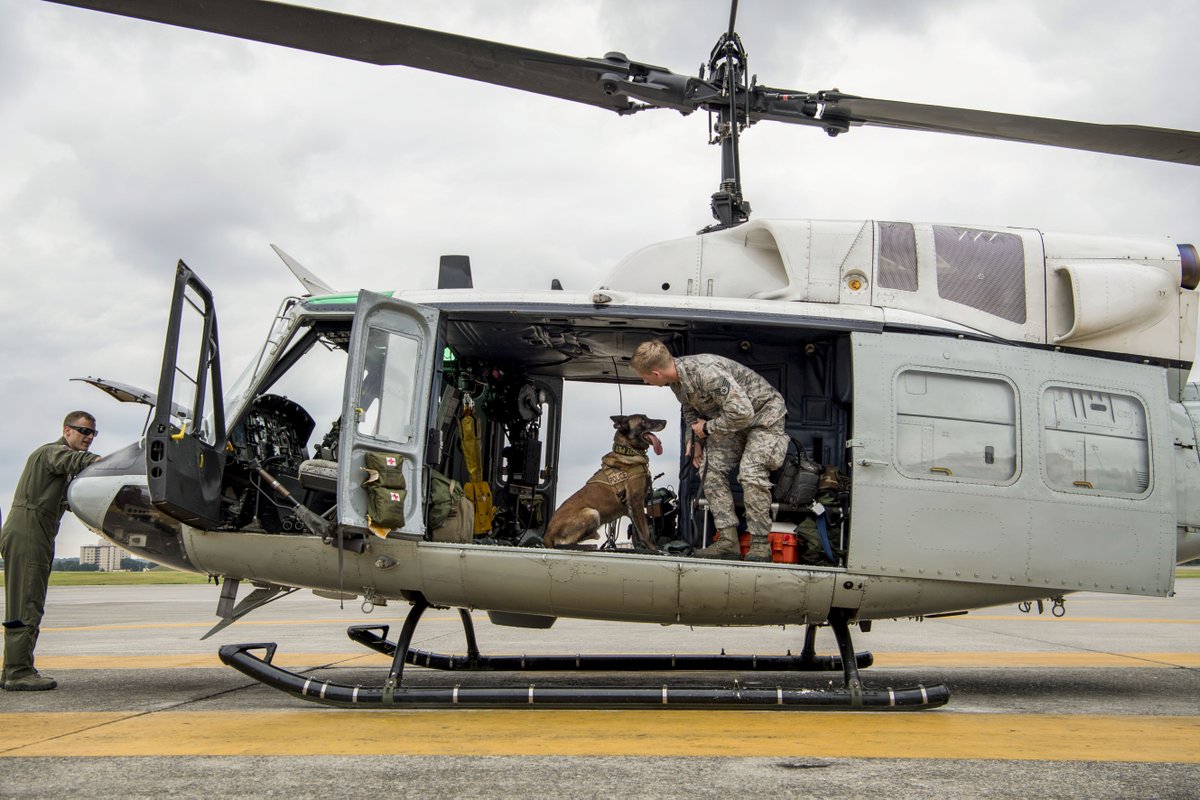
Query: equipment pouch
362,451,406,489
362,452,407,528
365,485,408,529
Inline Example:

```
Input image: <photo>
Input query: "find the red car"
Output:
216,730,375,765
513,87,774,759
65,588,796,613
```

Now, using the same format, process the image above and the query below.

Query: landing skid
345,609,874,673
218,599,949,710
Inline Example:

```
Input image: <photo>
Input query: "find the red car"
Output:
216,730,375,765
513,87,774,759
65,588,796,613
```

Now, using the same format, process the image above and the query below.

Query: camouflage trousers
702,424,788,537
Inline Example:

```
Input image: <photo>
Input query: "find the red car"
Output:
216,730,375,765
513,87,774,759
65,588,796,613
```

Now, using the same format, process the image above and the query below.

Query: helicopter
28,0,1200,710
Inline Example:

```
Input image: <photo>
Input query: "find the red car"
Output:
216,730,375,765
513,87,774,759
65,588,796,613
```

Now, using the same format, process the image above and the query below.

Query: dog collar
612,444,642,457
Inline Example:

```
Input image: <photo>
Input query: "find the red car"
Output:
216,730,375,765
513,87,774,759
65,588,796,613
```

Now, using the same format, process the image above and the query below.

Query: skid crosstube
217,599,949,710
345,621,875,673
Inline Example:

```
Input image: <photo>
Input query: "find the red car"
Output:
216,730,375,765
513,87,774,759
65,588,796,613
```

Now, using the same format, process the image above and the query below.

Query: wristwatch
702,420,710,437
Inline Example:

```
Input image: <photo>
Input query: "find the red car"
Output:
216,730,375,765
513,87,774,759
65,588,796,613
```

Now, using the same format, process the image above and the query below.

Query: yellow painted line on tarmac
32,650,1200,670
872,652,1200,668
0,710,1196,762
962,616,1198,624
34,652,395,669
0,713,128,748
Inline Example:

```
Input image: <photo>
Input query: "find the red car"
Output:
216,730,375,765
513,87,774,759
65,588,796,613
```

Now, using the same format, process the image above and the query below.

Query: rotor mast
704,0,751,232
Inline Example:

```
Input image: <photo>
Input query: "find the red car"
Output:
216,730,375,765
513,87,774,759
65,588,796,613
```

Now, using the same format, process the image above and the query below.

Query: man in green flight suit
2,411,102,691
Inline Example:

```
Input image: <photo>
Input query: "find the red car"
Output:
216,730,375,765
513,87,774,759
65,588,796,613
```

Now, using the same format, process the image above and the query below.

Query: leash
611,355,624,416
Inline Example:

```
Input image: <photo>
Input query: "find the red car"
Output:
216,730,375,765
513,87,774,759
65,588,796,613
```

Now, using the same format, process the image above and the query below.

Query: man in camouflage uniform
2,412,102,691
632,341,787,560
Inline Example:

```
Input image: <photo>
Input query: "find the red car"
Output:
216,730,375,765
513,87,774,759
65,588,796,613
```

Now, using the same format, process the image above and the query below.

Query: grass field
0,570,212,587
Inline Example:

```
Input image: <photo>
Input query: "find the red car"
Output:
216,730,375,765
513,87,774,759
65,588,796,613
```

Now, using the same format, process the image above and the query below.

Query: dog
543,414,666,551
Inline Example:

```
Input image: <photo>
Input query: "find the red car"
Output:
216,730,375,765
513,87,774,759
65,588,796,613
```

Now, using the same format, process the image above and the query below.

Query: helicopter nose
66,439,197,573
67,440,146,531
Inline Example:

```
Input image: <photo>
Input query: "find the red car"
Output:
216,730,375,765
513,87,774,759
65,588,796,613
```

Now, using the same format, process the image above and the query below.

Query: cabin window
357,327,419,443
895,369,1018,483
933,225,1026,323
878,221,918,291
1041,386,1150,496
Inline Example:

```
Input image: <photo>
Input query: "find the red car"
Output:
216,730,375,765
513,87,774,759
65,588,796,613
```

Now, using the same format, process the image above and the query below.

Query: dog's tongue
643,431,663,456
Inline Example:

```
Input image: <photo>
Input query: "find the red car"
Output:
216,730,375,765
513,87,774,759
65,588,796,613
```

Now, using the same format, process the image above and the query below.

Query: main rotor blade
43,0,638,113
753,93,1200,167
43,0,1200,167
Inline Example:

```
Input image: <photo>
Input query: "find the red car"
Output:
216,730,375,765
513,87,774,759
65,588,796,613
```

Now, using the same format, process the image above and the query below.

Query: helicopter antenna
702,0,751,232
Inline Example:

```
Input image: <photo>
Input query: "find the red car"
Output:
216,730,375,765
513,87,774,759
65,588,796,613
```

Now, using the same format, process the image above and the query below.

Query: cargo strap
458,402,495,534
815,513,835,563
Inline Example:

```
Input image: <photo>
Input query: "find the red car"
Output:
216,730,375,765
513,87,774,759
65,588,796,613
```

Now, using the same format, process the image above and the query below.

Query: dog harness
585,453,649,506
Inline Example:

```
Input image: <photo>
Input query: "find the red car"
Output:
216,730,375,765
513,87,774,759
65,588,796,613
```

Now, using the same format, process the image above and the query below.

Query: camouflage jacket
670,354,786,436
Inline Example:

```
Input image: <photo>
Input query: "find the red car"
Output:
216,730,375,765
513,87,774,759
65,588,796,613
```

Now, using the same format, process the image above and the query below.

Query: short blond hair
630,340,672,373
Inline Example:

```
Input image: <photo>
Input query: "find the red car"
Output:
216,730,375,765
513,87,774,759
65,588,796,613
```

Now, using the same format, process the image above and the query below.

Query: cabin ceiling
441,311,827,381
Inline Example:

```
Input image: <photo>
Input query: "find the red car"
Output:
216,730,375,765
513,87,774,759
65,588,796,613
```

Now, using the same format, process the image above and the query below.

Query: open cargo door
848,331,1174,596
337,291,440,536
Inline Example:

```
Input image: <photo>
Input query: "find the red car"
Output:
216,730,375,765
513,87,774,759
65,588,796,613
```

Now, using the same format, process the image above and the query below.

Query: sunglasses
67,424,98,437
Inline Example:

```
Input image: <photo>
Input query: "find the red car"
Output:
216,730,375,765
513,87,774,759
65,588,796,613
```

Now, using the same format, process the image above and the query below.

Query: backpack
772,438,821,509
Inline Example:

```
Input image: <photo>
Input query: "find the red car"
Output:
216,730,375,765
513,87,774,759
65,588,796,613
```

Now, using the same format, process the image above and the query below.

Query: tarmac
1,579,1198,798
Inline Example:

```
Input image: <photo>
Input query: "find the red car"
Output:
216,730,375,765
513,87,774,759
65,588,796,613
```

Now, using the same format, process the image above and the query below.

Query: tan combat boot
746,533,771,562
694,526,742,560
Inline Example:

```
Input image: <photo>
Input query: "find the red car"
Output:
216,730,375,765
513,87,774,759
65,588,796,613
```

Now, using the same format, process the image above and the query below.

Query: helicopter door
337,290,440,535
146,262,227,529
848,331,1174,597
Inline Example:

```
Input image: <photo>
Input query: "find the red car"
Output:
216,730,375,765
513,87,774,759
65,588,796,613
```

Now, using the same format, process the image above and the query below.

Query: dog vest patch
604,469,628,485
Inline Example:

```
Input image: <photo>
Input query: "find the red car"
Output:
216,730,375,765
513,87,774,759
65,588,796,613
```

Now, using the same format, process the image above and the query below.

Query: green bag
365,484,408,529
363,451,406,489
428,469,464,531
363,452,407,529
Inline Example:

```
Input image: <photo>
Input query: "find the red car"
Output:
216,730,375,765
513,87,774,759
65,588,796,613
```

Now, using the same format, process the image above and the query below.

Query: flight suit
1,439,100,685
671,355,787,539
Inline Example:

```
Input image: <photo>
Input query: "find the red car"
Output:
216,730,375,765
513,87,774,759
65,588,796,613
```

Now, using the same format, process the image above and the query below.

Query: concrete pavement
0,580,1197,797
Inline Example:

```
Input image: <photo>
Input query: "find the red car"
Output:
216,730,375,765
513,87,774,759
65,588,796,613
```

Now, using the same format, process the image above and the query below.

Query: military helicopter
44,0,1200,710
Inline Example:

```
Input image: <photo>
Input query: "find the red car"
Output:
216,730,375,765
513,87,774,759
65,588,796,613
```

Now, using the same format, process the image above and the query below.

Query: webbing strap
816,513,835,563
459,411,483,484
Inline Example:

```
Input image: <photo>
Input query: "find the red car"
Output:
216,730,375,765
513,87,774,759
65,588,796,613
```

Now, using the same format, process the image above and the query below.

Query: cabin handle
929,466,953,476
1072,480,1094,489
855,458,888,467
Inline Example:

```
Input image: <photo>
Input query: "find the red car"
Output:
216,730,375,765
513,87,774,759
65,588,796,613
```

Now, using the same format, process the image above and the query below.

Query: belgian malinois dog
543,414,666,551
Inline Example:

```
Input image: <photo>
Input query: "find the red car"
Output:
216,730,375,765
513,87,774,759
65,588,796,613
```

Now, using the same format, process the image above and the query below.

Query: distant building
80,541,124,572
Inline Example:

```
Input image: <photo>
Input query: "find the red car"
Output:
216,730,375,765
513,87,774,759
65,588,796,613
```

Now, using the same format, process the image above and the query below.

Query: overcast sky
2,0,1198,559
